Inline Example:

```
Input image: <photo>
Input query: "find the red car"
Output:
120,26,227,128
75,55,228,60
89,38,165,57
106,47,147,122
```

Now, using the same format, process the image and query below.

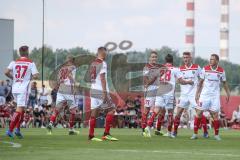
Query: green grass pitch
1,128,240,160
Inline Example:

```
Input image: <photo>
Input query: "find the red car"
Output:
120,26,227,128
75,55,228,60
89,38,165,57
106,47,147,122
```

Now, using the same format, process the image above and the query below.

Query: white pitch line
84,148,240,158
1,141,22,148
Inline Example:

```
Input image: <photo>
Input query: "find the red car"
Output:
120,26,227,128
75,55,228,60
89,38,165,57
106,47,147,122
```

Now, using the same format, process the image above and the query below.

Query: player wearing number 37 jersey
5,46,39,139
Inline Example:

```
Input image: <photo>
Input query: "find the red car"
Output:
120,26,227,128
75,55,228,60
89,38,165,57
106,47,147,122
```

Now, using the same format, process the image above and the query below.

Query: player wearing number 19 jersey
142,51,162,136
5,46,39,139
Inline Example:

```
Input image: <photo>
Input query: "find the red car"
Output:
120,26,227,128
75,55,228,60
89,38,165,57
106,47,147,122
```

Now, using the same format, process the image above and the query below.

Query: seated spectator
115,106,125,128
33,106,42,128
230,105,240,127
219,107,228,129
22,109,33,128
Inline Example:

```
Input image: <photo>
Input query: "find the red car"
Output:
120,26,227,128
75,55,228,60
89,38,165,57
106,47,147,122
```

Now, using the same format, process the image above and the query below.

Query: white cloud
121,16,154,28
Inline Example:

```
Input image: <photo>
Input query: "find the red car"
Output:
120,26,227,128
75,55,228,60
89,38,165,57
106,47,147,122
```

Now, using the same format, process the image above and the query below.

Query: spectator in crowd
219,107,228,129
28,82,38,108
230,105,240,125
5,79,12,102
115,106,125,128
22,108,33,128
33,106,42,128
0,80,8,106
39,84,48,107
51,85,58,107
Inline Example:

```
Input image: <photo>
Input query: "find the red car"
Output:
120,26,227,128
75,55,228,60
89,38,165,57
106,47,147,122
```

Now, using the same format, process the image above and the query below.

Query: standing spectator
39,84,48,107
0,80,8,106
230,105,240,126
51,85,58,107
5,79,12,103
28,82,38,108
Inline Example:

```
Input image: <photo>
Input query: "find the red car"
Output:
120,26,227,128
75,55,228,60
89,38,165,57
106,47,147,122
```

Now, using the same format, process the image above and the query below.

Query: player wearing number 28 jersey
5,46,39,139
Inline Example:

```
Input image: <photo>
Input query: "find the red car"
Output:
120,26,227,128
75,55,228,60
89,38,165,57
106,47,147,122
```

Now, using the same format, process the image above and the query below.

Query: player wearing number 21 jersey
5,45,39,139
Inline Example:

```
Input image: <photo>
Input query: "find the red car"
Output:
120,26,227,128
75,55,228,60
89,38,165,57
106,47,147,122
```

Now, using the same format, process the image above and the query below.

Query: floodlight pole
41,0,45,86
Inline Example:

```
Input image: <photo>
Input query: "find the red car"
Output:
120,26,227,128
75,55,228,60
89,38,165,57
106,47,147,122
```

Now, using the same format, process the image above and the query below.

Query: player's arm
143,76,157,88
4,68,13,79
178,78,194,85
32,73,39,80
222,81,230,103
31,63,39,80
100,73,107,101
195,79,204,103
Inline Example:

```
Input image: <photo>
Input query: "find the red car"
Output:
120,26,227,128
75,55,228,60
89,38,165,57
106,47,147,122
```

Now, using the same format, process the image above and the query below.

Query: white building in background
0,19,14,80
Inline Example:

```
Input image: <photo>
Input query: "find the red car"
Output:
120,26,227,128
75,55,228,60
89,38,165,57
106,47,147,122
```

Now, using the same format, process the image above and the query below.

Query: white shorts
178,95,197,109
90,93,114,110
56,92,77,109
144,97,156,108
0,96,6,105
13,93,29,107
196,95,220,112
155,95,174,109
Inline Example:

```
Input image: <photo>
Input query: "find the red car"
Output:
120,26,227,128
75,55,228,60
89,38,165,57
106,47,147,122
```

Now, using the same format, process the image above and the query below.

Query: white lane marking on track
84,149,240,158
1,141,22,148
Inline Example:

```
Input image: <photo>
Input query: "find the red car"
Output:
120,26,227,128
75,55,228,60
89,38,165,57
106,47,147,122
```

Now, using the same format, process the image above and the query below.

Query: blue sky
0,0,240,64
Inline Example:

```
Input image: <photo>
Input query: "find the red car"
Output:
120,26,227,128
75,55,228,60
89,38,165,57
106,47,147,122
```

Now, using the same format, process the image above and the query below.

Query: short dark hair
165,54,173,63
183,51,191,56
150,51,158,56
211,54,219,61
98,46,107,52
19,45,29,56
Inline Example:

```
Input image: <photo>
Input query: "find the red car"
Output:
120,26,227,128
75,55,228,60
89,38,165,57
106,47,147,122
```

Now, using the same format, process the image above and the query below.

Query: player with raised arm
191,54,230,140
144,54,193,137
5,45,39,139
88,47,118,142
47,55,79,135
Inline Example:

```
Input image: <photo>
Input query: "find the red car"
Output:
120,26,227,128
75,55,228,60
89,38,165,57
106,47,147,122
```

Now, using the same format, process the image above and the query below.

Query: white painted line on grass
1,141,22,148
85,148,240,158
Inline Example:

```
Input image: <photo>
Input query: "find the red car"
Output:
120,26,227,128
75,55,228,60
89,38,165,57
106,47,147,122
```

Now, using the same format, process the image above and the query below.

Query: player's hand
102,92,108,103
195,94,200,104
187,80,194,85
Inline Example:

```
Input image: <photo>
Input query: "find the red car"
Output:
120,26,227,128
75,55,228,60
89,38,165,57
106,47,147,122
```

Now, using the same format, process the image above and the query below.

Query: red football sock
104,114,114,135
167,113,173,132
213,120,220,135
173,116,181,133
16,111,24,129
9,111,21,132
89,116,96,137
147,112,157,127
69,113,75,129
201,115,208,134
194,116,201,134
50,111,59,124
141,112,148,130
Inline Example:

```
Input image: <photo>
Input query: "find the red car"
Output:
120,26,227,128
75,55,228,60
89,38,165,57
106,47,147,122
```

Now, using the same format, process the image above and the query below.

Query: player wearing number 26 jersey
5,45,39,139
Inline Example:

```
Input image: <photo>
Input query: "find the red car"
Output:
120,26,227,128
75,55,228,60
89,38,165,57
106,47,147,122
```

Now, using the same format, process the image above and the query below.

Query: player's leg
68,106,80,135
7,94,26,139
210,97,221,140
141,107,150,134
102,107,118,141
155,107,165,136
88,96,102,141
201,114,209,138
47,93,64,134
142,97,152,133
171,97,188,138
